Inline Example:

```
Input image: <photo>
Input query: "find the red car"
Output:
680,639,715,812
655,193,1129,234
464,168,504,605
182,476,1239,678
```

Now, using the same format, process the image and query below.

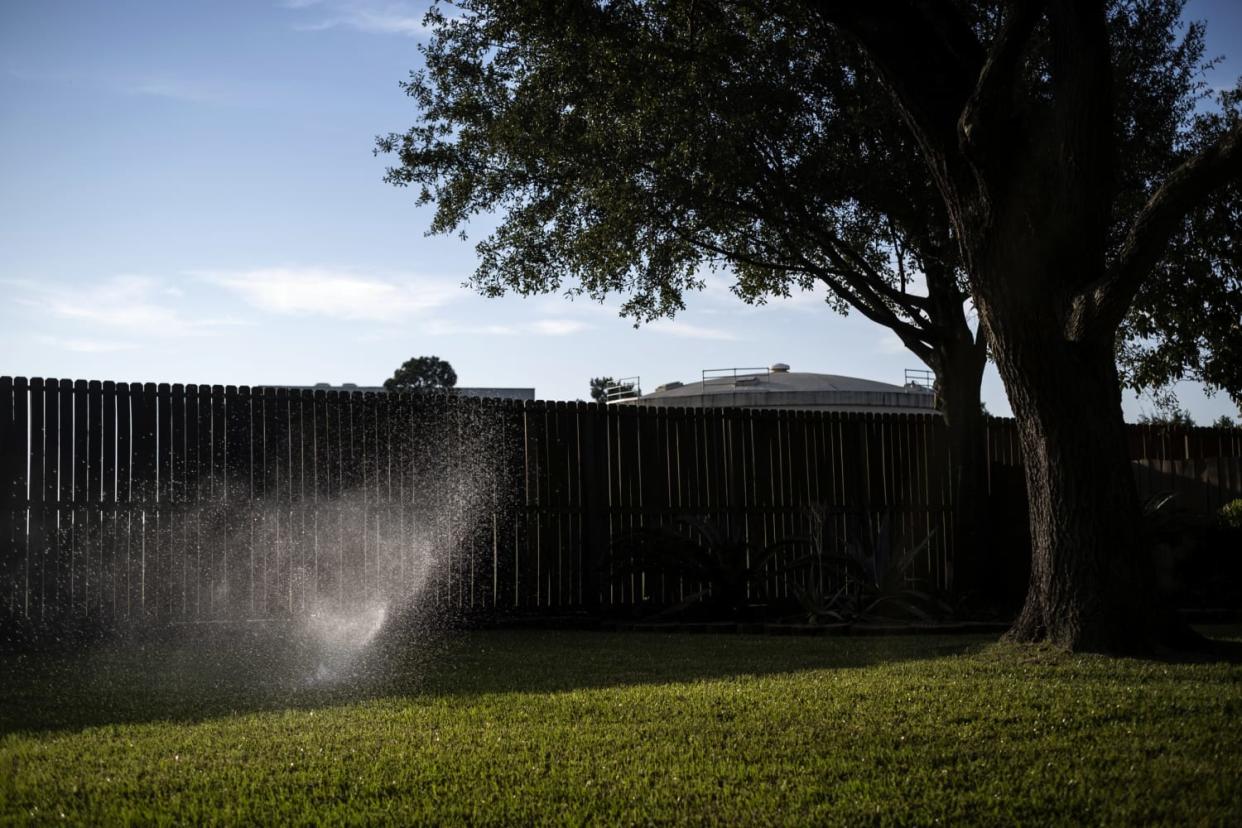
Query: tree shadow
3,623,1237,739
0,625,987,738
1151,633,1242,665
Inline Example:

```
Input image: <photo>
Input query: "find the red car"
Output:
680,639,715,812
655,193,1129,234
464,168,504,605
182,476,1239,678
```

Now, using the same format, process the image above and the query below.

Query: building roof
618,366,936,413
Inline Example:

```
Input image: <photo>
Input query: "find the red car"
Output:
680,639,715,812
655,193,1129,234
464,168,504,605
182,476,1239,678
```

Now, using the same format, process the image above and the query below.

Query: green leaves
605,515,815,615
798,509,951,624
384,356,458,391
378,0,949,331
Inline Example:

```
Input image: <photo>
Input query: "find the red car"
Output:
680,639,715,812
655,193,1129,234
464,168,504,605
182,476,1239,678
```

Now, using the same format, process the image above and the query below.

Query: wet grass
1,627,1240,825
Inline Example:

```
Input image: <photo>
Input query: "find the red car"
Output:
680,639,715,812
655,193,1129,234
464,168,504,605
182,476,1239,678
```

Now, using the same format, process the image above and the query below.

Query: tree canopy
1119,90,1242,413
377,0,1233,437
379,0,974,367
383,355,458,392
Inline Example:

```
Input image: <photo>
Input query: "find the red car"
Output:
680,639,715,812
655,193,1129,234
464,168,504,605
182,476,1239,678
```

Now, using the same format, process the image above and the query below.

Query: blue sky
2,0,1239,420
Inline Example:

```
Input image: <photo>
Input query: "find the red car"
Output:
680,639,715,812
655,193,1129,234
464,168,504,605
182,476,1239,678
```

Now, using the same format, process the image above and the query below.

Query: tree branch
813,271,936,363
1070,121,1242,338
710,141,941,327
804,252,941,352
814,0,984,196
672,227,802,275
793,213,936,321
1047,0,1114,240
957,0,1043,167
674,220,938,351
886,215,909,292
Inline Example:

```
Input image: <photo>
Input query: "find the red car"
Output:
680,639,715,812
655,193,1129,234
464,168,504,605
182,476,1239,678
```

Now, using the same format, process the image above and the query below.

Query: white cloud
204,267,459,321
34,335,137,354
284,1,430,36
5,66,235,105
425,320,518,336
123,78,231,104
529,319,590,336
646,320,739,341
9,275,240,337
423,318,592,337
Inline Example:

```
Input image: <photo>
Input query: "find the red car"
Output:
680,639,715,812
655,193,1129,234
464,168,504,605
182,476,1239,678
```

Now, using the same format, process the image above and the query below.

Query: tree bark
985,311,1159,651
932,334,989,602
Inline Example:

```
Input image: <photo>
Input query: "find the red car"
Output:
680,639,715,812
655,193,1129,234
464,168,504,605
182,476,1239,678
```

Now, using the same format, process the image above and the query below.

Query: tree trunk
933,336,989,602
986,320,1161,651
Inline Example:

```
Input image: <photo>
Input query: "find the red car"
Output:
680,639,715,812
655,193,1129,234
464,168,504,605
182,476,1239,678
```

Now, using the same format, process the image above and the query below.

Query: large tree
380,0,1241,650
813,1,1241,651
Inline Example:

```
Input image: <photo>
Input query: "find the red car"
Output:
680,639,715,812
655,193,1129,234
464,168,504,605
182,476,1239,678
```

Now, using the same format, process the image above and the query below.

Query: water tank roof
650,372,918,396
626,371,936,412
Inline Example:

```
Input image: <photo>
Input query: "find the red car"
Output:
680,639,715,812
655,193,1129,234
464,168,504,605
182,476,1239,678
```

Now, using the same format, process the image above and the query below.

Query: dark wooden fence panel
38,379,59,625
27,379,46,625
3,374,1241,631
2,378,22,618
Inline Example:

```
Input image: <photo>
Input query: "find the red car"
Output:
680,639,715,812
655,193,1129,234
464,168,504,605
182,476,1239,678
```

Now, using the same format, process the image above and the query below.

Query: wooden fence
2,376,1240,631
982,416,1242,511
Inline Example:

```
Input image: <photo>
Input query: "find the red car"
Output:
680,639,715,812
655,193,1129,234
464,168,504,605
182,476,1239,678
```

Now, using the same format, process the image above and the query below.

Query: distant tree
384,356,457,392
589,376,615,404
1138,408,1196,427
1135,388,1195,427
1213,414,1238,429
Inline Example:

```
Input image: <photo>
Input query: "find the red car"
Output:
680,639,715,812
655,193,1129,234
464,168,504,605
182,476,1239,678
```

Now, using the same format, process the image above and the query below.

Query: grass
1,626,1240,825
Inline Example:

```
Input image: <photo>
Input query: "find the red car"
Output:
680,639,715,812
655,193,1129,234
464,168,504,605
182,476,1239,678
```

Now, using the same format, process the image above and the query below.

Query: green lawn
1,626,1240,825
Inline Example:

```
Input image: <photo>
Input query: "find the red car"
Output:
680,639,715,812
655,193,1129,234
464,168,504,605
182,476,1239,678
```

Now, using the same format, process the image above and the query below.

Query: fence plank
553,400,574,606
3,379,26,619
41,379,62,624
224,386,248,617
191,385,210,618
261,388,282,615
112,382,131,620
27,379,46,624
126,382,149,617
329,390,347,608
612,404,638,603
98,381,117,622
292,398,307,614
493,398,519,608
70,380,89,618
82,380,103,621
181,384,200,620
522,400,543,607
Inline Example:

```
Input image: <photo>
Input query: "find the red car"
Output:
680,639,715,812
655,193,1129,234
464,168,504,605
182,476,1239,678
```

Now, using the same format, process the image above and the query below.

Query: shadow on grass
0,624,988,738
1155,634,1242,664
4,623,1239,739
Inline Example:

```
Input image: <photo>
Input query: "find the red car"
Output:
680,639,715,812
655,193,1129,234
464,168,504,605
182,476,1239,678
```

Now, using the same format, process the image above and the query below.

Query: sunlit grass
2,629,1240,824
